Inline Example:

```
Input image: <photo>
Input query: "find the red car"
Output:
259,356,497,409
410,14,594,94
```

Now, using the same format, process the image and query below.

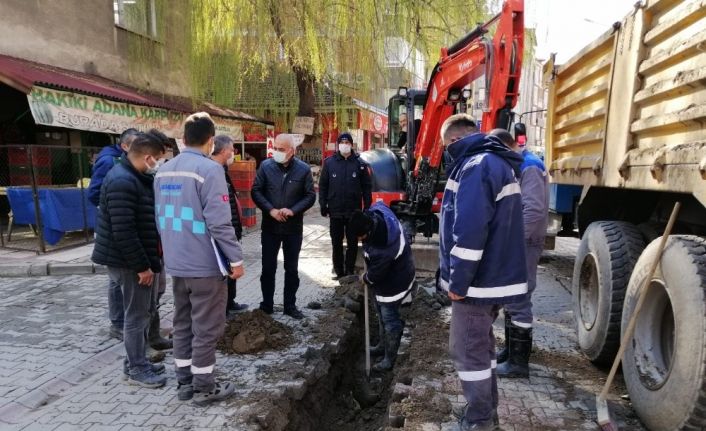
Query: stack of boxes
229,160,257,227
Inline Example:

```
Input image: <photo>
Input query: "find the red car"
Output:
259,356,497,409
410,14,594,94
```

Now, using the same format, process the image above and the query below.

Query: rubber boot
372,329,402,372
370,320,385,357
149,310,173,351
496,323,532,378
496,314,511,364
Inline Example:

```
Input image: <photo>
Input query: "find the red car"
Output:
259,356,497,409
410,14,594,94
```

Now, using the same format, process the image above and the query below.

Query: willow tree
131,0,491,119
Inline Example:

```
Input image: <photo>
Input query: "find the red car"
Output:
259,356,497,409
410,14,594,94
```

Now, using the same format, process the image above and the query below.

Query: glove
321,206,329,217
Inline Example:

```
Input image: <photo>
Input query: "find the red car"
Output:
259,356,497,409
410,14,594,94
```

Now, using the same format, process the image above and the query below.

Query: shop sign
27,86,185,137
27,86,245,140
292,116,315,135
358,110,388,134
214,117,244,141
266,125,275,157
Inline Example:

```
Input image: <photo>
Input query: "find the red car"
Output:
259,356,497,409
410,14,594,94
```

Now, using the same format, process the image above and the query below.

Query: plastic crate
229,160,256,172
242,215,257,227
236,190,251,200
229,170,255,191
238,197,255,209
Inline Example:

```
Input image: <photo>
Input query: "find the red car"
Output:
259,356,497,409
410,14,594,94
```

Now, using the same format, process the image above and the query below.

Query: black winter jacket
251,157,316,235
223,165,243,240
318,152,372,218
92,155,162,273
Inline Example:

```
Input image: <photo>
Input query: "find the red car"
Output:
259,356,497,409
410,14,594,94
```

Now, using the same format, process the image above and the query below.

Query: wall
0,0,190,98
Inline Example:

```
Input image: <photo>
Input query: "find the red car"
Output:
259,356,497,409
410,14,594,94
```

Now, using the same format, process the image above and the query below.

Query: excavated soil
217,309,293,354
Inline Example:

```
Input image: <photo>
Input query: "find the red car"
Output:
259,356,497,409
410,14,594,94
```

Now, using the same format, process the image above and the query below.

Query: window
114,0,157,38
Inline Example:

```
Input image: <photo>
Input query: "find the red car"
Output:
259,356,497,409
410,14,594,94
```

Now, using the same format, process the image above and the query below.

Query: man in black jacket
252,134,316,319
319,132,372,279
92,133,167,388
211,135,248,315
89,128,139,340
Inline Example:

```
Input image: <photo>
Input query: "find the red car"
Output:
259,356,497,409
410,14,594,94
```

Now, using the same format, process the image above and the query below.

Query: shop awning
0,54,273,136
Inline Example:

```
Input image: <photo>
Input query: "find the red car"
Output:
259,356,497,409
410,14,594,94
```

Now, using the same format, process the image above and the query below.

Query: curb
0,262,106,278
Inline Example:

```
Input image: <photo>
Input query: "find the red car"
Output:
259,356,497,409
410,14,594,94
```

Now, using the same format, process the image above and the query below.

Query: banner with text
27,86,245,140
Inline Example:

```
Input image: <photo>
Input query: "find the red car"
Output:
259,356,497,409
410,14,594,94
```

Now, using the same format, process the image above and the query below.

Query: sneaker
127,369,167,389
123,363,165,380
284,307,304,320
177,382,194,401
192,382,235,406
258,305,274,315
109,325,123,341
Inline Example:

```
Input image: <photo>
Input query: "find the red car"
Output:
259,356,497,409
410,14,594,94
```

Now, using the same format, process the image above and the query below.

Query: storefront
0,54,273,252
320,100,388,161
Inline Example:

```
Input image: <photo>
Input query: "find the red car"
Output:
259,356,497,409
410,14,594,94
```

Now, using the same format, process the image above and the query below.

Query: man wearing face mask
92,133,167,388
89,128,140,341
211,135,247,316
318,132,372,279
488,129,549,379
252,133,316,319
155,112,245,405
438,115,527,431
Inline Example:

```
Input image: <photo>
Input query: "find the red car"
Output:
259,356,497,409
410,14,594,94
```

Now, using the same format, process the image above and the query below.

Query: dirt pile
217,309,293,354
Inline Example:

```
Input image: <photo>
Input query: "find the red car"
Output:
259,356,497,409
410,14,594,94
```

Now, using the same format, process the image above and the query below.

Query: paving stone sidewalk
390,237,646,431
0,213,350,431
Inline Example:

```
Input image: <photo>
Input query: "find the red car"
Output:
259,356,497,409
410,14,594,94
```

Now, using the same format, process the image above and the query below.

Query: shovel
596,201,681,430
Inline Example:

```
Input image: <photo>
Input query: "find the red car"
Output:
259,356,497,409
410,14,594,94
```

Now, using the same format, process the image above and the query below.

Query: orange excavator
360,0,525,237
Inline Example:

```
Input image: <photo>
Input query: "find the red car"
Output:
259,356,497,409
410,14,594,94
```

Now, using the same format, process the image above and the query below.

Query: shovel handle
599,202,681,401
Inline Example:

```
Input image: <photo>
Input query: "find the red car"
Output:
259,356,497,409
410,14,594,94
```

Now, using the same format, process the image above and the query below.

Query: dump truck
544,1,706,429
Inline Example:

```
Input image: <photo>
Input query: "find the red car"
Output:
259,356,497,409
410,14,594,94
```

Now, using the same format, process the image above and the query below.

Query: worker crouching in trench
349,203,416,372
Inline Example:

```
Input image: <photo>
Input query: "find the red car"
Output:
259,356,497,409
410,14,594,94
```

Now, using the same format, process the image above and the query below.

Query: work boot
372,329,402,372
496,314,511,364
127,369,167,389
370,322,385,357
147,346,166,363
193,381,236,406
459,416,499,431
496,323,532,378
149,311,173,350
453,404,499,426
177,381,194,401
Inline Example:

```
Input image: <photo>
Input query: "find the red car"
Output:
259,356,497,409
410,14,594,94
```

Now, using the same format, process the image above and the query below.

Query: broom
596,201,681,430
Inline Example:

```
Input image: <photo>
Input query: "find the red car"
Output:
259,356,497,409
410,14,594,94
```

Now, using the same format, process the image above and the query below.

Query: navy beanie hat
337,132,353,144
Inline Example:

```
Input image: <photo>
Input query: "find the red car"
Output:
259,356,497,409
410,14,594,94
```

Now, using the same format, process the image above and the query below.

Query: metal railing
0,144,103,253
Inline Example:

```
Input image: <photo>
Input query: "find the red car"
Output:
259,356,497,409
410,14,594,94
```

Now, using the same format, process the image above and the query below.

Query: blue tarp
7,187,97,245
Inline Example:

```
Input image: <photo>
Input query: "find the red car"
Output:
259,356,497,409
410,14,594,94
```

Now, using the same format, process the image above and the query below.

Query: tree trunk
268,0,317,138
294,65,316,118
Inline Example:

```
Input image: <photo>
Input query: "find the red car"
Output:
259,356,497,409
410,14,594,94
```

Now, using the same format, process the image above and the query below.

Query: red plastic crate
229,160,256,172
242,215,257,227
231,170,255,191
238,197,255,208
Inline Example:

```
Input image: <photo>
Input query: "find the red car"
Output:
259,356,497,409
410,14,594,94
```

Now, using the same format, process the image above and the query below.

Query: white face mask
272,150,288,164
226,154,235,165
145,157,160,175
339,143,352,155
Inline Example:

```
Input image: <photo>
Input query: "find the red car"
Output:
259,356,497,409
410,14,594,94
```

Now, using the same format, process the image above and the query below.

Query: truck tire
572,221,645,364
621,235,706,431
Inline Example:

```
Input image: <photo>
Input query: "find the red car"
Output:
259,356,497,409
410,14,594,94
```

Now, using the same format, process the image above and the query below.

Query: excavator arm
363,0,524,237
415,0,524,170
